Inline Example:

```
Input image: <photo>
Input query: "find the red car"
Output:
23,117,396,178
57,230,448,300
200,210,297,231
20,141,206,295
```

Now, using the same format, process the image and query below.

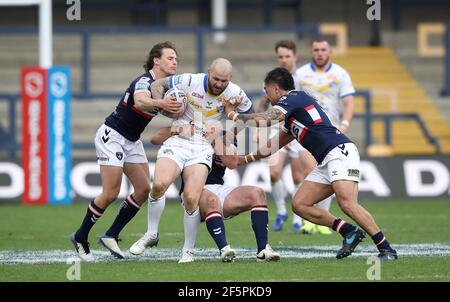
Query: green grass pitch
0,199,449,281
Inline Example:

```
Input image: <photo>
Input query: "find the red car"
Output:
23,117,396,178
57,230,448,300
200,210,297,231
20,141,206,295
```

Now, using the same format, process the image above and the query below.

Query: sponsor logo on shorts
348,169,360,177
97,156,109,162
163,149,173,155
116,152,123,161
332,170,338,176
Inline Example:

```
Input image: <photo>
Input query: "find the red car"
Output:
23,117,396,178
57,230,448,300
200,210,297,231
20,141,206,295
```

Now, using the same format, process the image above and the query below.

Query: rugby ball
161,87,188,118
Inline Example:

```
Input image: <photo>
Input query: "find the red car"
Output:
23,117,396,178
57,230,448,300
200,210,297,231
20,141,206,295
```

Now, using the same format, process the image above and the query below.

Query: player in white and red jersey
293,38,355,235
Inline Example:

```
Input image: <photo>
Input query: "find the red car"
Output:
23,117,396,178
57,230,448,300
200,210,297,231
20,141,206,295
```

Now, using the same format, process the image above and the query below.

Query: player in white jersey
257,40,316,233
293,38,355,235
130,58,253,262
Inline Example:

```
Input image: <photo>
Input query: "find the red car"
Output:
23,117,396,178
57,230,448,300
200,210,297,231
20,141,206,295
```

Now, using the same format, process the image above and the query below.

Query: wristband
227,111,236,120
227,110,240,122
245,152,256,163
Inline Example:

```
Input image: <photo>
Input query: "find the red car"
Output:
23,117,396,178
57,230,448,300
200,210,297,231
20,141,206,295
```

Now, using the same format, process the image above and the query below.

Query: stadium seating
333,46,450,154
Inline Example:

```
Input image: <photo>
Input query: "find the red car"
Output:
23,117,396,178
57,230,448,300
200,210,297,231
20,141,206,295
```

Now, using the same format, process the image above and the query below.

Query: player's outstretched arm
217,145,238,170
150,125,194,145
135,78,182,114
228,107,285,127
339,94,354,133
238,129,294,165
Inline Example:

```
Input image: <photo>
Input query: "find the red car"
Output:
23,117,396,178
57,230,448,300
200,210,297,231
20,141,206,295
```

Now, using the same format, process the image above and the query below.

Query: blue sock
372,231,393,251
75,200,104,242
205,212,228,250
251,205,269,253
105,195,140,239
332,218,357,237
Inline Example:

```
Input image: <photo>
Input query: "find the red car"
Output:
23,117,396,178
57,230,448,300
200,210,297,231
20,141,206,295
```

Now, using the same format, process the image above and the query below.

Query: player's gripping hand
223,96,243,114
237,155,247,166
157,97,182,115
204,123,223,144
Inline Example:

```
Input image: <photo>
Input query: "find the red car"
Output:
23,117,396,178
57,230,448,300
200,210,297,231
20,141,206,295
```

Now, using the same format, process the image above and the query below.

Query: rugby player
226,67,398,260
130,125,280,263
292,38,356,235
70,41,182,261
257,40,316,233
131,58,253,262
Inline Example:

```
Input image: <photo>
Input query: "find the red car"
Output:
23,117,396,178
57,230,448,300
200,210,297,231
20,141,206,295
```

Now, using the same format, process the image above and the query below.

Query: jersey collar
203,74,208,92
149,70,156,80
310,63,333,72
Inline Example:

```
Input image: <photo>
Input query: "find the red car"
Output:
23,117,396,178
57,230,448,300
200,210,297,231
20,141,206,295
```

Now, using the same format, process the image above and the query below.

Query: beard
208,80,225,95
313,57,329,69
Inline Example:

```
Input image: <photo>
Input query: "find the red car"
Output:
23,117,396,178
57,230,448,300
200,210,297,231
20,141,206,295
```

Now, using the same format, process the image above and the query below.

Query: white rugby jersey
169,73,252,145
293,63,355,127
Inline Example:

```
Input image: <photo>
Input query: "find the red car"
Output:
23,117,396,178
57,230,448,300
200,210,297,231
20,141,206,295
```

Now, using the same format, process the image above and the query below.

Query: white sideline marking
0,243,449,264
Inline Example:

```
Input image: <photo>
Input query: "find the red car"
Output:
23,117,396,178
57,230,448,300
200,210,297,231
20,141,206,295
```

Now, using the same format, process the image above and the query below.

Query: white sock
182,207,200,253
147,195,166,238
292,183,302,224
271,179,287,215
317,196,332,211
293,213,302,225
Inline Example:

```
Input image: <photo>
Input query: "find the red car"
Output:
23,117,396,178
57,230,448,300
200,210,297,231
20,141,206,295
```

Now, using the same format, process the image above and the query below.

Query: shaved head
209,58,233,76
207,58,233,95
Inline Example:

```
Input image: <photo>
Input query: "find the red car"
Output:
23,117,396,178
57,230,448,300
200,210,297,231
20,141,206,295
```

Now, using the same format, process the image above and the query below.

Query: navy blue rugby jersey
273,90,352,164
104,70,159,141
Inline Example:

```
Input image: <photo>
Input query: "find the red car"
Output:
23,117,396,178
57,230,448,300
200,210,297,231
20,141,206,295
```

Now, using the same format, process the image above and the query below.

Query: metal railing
0,89,441,156
0,26,442,156
442,24,450,96
0,25,320,98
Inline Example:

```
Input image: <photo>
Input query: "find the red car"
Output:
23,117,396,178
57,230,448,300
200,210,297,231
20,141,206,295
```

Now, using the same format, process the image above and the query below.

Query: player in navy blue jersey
70,41,183,261
226,67,397,260
131,125,280,263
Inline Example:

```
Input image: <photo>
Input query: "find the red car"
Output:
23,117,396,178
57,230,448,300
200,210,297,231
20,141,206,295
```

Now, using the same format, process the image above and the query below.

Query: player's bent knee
336,196,356,214
151,180,169,197
103,191,120,204
183,191,200,209
134,186,150,203
292,202,308,216
202,195,221,212
270,172,282,183
250,187,267,206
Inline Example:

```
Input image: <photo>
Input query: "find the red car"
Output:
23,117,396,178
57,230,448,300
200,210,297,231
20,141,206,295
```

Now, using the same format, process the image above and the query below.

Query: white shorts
203,184,237,220
95,124,147,167
305,143,360,184
157,136,214,171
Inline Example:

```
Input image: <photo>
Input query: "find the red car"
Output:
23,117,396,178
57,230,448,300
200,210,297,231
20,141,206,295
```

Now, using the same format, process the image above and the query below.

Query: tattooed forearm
236,107,285,126
150,78,171,99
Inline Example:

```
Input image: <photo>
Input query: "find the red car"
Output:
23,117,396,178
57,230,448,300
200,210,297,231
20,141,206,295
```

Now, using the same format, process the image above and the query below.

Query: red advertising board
21,67,48,204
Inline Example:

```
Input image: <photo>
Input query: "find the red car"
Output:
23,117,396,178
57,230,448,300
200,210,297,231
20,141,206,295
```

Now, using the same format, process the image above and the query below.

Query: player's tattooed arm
238,129,294,165
149,78,171,99
135,78,181,114
234,107,285,127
